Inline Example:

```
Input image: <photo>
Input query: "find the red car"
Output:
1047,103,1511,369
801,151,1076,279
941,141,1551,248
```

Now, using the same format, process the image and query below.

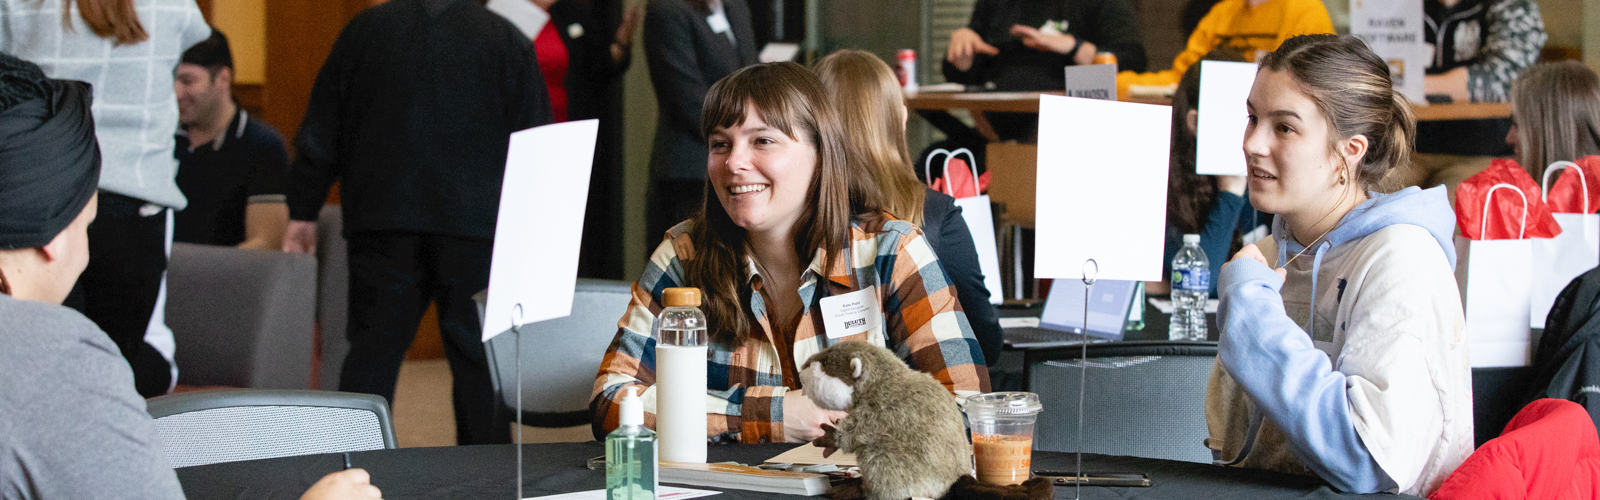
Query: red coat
1431,399,1600,499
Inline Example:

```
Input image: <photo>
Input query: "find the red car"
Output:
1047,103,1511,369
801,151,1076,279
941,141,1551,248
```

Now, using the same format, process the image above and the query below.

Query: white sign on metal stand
1034,95,1169,497
1195,61,1259,176
483,120,600,499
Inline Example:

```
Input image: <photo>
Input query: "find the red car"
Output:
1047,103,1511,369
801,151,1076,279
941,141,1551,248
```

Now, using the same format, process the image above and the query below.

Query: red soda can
897,49,918,92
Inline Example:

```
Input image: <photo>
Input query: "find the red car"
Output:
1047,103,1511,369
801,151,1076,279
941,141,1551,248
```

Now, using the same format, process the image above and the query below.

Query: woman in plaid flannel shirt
591,62,990,444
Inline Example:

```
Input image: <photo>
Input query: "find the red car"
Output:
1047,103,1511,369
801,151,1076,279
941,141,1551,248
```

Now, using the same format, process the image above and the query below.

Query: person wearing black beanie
0,49,385,500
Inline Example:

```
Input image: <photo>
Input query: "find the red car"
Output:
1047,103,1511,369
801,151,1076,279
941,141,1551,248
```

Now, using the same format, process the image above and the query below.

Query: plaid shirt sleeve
877,221,992,398
590,233,789,443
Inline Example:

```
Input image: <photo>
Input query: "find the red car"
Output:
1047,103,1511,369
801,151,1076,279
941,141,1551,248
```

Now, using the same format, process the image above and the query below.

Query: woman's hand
300,469,382,500
782,390,847,443
1228,244,1286,282
610,5,643,63
946,28,999,72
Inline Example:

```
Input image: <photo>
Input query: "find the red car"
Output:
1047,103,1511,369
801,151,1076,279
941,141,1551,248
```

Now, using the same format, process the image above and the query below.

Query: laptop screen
1039,279,1136,339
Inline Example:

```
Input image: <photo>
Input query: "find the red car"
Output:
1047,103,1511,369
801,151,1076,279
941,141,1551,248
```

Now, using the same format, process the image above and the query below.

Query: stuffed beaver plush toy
799,342,1052,500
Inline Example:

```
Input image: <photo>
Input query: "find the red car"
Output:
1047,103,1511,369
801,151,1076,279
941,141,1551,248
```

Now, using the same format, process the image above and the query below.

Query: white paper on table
482,120,599,342
759,43,801,63
1195,60,1258,176
1147,297,1218,314
487,0,550,40
999,317,1040,328
953,195,1005,304
1063,64,1116,101
525,486,722,500
1033,95,1171,282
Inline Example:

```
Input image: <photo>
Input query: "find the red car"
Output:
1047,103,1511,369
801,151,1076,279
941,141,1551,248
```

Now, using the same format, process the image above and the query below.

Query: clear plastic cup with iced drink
964,392,1043,485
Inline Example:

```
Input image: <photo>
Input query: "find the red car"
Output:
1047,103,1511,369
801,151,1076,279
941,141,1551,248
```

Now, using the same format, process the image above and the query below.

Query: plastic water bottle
1170,234,1209,341
654,287,707,463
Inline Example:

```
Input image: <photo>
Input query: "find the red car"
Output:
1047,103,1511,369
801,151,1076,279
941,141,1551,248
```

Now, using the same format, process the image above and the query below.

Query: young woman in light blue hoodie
1204,34,1474,496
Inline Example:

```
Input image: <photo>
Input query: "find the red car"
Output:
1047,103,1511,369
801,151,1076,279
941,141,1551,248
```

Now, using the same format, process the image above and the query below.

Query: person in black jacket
938,0,1147,141
815,50,1003,367
488,0,641,279
642,0,758,243
280,0,551,446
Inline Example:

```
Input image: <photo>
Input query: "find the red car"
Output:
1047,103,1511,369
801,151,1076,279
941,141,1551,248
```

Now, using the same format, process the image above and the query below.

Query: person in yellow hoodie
1118,0,1333,98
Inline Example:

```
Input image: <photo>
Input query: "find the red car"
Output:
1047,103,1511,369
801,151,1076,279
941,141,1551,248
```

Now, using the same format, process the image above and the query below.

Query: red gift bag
924,148,990,198
1454,159,1562,240
1542,156,1600,214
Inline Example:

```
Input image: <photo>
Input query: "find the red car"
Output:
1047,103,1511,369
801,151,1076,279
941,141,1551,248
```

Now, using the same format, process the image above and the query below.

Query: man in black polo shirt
173,29,289,249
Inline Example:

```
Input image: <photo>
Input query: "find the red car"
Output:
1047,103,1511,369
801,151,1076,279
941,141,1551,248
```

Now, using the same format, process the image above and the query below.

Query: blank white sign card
1034,95,1170,282
1195,60,1258,176
483,119,600,342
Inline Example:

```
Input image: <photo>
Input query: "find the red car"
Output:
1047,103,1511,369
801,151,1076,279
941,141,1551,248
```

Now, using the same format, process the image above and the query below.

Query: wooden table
908,91,1510,120
1414,102,1512,121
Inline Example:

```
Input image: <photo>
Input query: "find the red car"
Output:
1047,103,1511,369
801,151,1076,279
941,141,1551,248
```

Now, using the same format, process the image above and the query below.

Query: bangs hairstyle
815,49,925,227
1510,61,1600,180
1259,34,1416,190
689,62,884,346
60,0,148,46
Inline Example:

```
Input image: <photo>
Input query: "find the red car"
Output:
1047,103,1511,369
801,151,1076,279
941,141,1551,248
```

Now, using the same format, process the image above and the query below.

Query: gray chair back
147,389,396,468
316,205,350,391
1030,341,1218,463
165,243,316,389
478,279,634,427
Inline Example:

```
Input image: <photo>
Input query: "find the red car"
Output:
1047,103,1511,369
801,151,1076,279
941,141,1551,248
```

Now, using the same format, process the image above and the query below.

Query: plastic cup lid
964,392,1042,415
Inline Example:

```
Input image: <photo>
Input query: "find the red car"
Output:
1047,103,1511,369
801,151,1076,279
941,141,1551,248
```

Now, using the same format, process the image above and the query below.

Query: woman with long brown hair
1206,35,1470,495
813,49,1002,367
1506,61,1600,181
2,0,210,398
591,62,990,443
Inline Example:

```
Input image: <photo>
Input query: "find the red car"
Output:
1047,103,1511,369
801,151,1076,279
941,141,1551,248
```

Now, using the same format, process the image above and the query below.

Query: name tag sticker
818,285,882,339
706,13,731,34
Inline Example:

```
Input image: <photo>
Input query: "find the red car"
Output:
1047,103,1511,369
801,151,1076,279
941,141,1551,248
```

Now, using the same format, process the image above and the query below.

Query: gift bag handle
922,148,981,196
1541,161,1589,213
1483,183,1530,240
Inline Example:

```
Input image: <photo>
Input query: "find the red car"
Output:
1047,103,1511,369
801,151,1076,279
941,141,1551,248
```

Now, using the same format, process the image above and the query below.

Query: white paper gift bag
1455,183,1534,367
1531,161,1600,328
925,148,1004,304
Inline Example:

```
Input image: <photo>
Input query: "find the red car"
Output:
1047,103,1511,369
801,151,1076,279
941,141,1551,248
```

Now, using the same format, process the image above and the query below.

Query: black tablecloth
176,443,1412,499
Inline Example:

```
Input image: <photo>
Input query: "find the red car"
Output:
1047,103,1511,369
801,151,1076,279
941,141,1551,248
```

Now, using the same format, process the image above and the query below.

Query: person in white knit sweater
0,0,209,397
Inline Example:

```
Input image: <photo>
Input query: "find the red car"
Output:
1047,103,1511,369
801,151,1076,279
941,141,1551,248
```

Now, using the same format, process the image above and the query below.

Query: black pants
64,191,174,398
341,231,506,445
646,178,706,249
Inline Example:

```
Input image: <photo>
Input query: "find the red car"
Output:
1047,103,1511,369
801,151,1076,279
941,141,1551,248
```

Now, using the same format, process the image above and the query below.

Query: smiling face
707,106,819,238
174,63,228,130
1242,69,1349,218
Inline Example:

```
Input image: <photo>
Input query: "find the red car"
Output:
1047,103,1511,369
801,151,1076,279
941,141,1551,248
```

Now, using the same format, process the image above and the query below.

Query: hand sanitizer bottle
606,387,656,500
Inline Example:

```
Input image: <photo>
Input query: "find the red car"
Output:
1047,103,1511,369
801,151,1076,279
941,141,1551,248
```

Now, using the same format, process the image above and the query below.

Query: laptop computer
1002,280,1138,348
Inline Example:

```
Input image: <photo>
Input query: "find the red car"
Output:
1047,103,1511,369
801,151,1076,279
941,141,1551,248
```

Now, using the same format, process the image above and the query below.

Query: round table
175,442,1412,499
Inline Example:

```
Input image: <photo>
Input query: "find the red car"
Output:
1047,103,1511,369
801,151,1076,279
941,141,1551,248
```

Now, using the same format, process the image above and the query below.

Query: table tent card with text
1350,0,1427,104
1034,95,1170,282
483,120,600,341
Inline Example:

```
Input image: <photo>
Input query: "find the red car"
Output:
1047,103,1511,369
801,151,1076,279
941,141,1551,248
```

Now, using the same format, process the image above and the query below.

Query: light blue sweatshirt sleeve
1216,258,1397,494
